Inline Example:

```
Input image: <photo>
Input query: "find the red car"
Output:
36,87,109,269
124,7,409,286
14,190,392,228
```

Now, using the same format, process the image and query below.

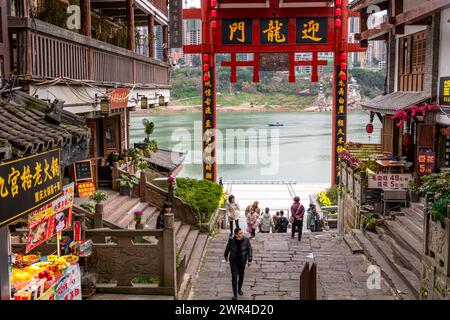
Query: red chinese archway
183,0,365,185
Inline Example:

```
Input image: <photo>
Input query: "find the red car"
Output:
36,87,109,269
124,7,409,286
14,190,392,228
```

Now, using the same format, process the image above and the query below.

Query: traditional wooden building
348,0,450,300
4,0,171,186
350,0,450,174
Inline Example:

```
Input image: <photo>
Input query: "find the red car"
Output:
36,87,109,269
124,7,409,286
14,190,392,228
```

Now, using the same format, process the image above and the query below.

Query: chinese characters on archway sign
335,65,347,183
222,18,328,45
203,67,216,181
0,149,62,227
418,151,435,175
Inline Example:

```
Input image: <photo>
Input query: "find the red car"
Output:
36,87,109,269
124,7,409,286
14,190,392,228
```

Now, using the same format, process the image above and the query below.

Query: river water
130,111,381,184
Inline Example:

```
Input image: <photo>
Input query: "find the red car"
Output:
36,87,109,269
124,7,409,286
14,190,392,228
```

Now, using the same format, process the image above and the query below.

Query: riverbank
133,103,363,115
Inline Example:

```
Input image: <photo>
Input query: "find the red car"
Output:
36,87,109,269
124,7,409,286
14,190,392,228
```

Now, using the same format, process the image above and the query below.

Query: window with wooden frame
398,31,427,92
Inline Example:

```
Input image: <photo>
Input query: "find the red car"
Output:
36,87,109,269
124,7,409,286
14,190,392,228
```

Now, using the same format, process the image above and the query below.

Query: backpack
277,217,289,232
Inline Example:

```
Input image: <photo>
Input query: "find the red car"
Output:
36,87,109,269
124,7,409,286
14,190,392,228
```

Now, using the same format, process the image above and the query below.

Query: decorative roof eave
349,0,388,12
361,91,431,115
0,92,91,165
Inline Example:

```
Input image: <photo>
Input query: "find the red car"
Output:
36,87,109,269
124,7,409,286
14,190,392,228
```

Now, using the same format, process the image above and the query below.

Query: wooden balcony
9,16,170,87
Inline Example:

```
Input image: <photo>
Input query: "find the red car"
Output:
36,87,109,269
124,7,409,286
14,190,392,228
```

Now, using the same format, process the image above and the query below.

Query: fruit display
61,255,78,265
10,253,79,300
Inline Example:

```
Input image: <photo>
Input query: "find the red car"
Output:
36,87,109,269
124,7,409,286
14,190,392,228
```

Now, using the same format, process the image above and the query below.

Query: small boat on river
268,122,284,127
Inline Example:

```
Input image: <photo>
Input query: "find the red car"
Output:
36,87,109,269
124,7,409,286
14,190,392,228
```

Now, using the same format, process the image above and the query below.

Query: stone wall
340,194,361,232
421,204,450,299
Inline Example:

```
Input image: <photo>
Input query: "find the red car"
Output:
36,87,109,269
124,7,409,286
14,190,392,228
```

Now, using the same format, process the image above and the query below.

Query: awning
361,91,431,114
0,93,91,166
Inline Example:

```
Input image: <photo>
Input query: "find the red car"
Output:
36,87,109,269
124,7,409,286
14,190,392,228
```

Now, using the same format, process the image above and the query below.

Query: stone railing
85,213,177,297
138,172,198,228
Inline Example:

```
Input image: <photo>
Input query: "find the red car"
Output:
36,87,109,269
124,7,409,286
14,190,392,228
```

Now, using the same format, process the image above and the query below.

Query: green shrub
175,178,223,223
431,195,450,224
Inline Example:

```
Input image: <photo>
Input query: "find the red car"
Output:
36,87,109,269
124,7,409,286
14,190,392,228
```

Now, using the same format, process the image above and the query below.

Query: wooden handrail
9,17,170,69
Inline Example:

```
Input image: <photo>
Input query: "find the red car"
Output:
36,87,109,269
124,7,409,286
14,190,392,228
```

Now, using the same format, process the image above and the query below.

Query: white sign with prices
368,174,413,189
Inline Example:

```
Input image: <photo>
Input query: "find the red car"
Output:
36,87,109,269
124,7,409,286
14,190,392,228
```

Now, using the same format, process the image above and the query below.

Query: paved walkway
191,230,397,300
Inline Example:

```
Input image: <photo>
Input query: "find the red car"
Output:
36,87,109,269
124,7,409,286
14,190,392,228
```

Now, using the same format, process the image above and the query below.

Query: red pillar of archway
201,0,217,182
332,0,349,186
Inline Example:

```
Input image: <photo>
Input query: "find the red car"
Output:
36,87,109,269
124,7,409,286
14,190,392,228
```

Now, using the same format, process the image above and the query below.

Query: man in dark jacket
224,228,253,300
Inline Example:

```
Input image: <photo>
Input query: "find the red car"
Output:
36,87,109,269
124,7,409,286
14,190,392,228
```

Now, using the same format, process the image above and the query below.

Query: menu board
368,174,413,189
74,160,92,182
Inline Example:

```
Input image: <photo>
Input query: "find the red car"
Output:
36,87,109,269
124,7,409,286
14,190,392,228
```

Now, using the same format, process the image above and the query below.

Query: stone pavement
191,230,397,300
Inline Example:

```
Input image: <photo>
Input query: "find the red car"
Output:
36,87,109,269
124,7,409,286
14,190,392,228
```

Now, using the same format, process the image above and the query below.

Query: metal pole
0,226,11,300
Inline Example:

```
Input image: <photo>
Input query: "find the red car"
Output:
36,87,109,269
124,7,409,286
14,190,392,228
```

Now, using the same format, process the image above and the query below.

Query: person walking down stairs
259,208,274,233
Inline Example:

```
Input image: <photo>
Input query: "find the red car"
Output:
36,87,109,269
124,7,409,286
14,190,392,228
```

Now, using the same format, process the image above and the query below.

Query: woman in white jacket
226,195,240,237
260,208,274,233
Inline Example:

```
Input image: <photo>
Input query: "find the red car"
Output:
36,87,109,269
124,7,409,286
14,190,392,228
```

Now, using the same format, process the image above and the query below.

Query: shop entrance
86,115,123,187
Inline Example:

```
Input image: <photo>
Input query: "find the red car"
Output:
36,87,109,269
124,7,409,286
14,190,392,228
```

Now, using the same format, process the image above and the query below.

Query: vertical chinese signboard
170,0,183,48
334,65,347,184
0,149,62,227
203,66,216,182
418,151,436,175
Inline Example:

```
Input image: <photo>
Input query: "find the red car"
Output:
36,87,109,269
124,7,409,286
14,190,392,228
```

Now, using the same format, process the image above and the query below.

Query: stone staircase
346,202,425,300
80,189,209,299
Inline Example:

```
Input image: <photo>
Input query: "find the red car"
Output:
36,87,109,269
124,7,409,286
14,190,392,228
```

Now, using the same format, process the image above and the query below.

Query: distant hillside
170,64,386,106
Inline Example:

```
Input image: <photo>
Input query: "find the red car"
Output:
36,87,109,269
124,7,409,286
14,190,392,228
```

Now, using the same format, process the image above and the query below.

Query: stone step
174,220,182,235
143,207,159,227
376,227,422,280
350,229,415,300
102,195,133,219
116,202,148,229
405,205,425,222
176,225,192,252
107,198,142,226
343,234,364,254
146,208,161,229
180,229,200,267
394,214,423,243
383,219,423,260
364,229,420,299
104,196,141,222
186,234,209,276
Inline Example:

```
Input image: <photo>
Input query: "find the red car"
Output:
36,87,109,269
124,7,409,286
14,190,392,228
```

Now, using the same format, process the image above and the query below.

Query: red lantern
203,73,210,82
211,10,217,18
340,72,347,81
211,0,217,7
335,0,342,6
203,64,209,72
366,123,374,134
335,18,342,28
335,8,342,16
341,62,347,71
203,54,210,62
341,52,347,61
211,20,217,29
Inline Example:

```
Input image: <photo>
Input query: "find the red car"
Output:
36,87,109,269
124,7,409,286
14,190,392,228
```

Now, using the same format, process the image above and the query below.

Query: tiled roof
361,91,431,114
0,94,91,161
143,149,185,172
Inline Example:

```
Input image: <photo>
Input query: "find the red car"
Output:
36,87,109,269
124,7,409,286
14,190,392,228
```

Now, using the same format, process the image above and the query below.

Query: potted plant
131,277,159,288
96,277,118,288
133,210,144,229
408,175,419,203
116,173,140,197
